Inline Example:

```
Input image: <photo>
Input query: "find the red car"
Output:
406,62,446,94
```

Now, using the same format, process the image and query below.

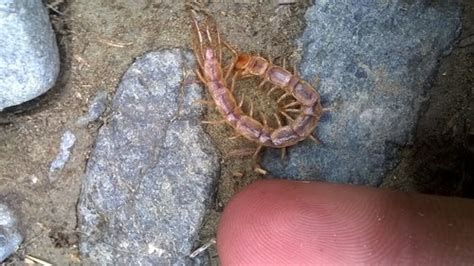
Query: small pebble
49,130,76,181
0,203,22,262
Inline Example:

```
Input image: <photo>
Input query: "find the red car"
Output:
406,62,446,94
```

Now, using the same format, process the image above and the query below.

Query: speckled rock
78,49,219,265
0,0,60,111
262,0,461,185
0,203,22,262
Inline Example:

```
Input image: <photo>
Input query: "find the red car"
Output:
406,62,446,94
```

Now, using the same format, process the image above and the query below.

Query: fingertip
217,180,474,265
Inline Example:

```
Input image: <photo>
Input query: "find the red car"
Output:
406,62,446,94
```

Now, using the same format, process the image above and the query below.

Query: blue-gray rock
78,49,219,265
0,0,60,111
75,91,108,127
0,203,22,262
262,0,461,185
49,130,76,182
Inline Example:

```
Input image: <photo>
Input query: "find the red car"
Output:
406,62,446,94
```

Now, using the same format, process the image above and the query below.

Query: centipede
188,4,324,159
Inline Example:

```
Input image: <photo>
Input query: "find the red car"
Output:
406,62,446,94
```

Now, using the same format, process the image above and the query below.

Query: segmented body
230,52,323,147
190,9,322,149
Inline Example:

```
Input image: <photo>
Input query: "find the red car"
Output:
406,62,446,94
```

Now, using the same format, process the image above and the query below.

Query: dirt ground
0,0,472,264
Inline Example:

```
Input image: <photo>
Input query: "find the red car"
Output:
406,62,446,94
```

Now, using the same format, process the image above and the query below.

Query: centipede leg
283,108,300,114
228,134,242,140
277,93,291,103
249,101,254,117
193,99,215,106
229,72,239,92
274,113,282,127
254,164,267,175
280,110,294,122
222,41,239,81
194,69,206,84
308,135,321,144
201,119,226,125
192,44,204,71
283,101,300,109
253,145,263,158
267,86,279,96
238,94,245,108
258,79,267,89
281,147,286,160
259,111,268,126
312,75,321,88
293,65,300,77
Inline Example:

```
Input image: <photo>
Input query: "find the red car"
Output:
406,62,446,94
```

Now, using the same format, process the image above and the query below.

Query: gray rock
0,0,60,111
0,203,22,262
75,91,108,127
78,49,219,265
49,130,76,182
262,0,461,185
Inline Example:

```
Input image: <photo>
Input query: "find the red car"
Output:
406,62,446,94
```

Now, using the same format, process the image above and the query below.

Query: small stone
263,0,461,185
0,203,23,262
49,130,76,182
0,0,60,110
75,91,108,127
78,49,219,264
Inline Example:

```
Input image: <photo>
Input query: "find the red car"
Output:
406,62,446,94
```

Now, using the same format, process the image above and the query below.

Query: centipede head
235,53,252,71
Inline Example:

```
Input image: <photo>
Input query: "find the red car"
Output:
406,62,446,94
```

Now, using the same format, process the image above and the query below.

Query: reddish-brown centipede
188,5,323,157
224,45,324,145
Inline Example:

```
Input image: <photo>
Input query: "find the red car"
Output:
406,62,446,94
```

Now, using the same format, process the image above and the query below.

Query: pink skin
217,180,474,265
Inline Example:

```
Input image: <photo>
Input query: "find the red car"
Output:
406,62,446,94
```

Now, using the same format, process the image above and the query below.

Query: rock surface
262,0,461,185
78,49,219,264
0,203,22,262
0,0,60,111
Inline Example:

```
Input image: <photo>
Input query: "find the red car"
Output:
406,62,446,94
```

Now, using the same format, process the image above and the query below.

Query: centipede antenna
216,27,222,63
190,10,205,60
284,108,300,114
193,43,204,70
283,101,300,108
274,113,282,127
277,93,291,103
267,86,279,96
281,147,286,160
223,41,238,56
280,110,294,122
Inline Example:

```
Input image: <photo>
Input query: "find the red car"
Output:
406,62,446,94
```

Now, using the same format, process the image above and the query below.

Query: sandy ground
0,0,472,264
